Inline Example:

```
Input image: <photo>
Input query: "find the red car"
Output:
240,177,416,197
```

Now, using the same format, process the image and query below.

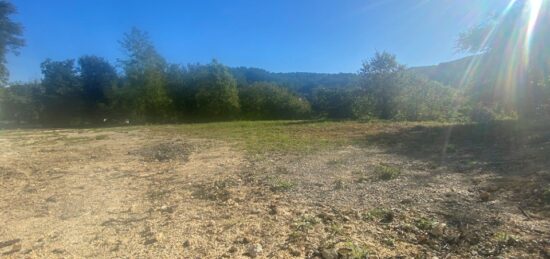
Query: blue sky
7,0,509,82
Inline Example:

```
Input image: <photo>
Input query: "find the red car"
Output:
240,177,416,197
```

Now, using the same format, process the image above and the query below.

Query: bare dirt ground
0,122,549,258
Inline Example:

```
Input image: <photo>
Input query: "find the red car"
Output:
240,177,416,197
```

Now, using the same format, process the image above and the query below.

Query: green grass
414,217,437,231
152,120,443,154
374,165,401,181
267,177,295,192
340,241,370,258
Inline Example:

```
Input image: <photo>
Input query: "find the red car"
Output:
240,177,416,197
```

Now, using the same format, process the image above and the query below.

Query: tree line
0,28,459,125
1,0,548,126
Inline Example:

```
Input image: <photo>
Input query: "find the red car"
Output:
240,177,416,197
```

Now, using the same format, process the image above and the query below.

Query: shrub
240,82,311,119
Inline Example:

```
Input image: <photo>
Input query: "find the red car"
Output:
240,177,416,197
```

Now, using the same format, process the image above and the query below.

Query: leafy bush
240,82,311,120
311,88,356,119
469,105,498,123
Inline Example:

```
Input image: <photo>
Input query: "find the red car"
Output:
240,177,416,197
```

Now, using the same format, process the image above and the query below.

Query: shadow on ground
362,120,550,173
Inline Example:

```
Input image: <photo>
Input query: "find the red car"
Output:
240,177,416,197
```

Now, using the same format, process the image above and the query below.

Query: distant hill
230,67,359,95
229,55,478,94
409,56,478,88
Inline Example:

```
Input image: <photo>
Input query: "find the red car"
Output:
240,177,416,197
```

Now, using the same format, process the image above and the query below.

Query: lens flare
458,0,547,113
525,0,543,63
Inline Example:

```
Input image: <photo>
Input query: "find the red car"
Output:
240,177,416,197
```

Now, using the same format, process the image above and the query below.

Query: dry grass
0,120,549,258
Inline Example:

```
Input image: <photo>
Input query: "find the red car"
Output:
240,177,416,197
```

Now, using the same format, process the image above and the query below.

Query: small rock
183,240,191,248
486,185,499,192
480,191,490,202
289,247,301,256
246,244,263,258
321,248,338,259
401,198,414,204
228,246,238,253
431,223,446,237
143,238,157,246
160,205,174,213
236,237,251,244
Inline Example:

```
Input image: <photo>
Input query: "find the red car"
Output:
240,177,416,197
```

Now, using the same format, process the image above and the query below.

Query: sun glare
458,0,547,110
525,0,544,61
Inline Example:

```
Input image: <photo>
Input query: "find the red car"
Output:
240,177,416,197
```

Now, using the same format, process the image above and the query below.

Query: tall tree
78,55,118,120
359,51,406,119
0,81,42,123
193,60,240,119
118,27,172,121
0,0,25,85
40,59,82,124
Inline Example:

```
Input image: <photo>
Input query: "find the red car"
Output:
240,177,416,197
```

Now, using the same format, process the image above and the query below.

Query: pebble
183,240,191,248
480,191,490,202
321,248,338,259
289,247,301,256
246,243,263,258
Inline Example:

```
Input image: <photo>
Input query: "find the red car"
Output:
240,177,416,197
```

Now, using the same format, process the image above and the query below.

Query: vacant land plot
0,121,549,258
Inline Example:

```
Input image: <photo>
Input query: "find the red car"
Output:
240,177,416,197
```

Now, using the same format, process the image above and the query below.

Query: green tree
395,73,459,121
78,55,118,121
40,59,82,124
311,88,356,119
0,0,25,86
166,64,192,119
239,82,311,119
0,81,42,123
359,51,406,119
118,28,172,122
193,60,240,119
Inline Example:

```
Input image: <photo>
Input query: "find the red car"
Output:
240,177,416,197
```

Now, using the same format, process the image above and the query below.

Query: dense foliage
0,1,477,125
0,0,25,86
0,30,464,126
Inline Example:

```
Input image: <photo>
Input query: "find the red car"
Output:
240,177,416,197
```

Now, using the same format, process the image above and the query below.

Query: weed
339,241,370,258
414,217,437,231
329,222,344,235
293,214,320,231
374,165,401,181
382,237,395,247
268,177,295,192
494,232,519,246
352,170,369,183
364,208,394,223
333,179,346,190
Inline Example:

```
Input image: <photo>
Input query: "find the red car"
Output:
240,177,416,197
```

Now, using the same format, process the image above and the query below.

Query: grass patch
339,241,370,258
267,177,295,192
494,232,519,246
333,179,346,190
414,217,437,231
152,120,446,154
363,208,394,223
374,165,401,181
293,214,320,231
95,134,109,140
